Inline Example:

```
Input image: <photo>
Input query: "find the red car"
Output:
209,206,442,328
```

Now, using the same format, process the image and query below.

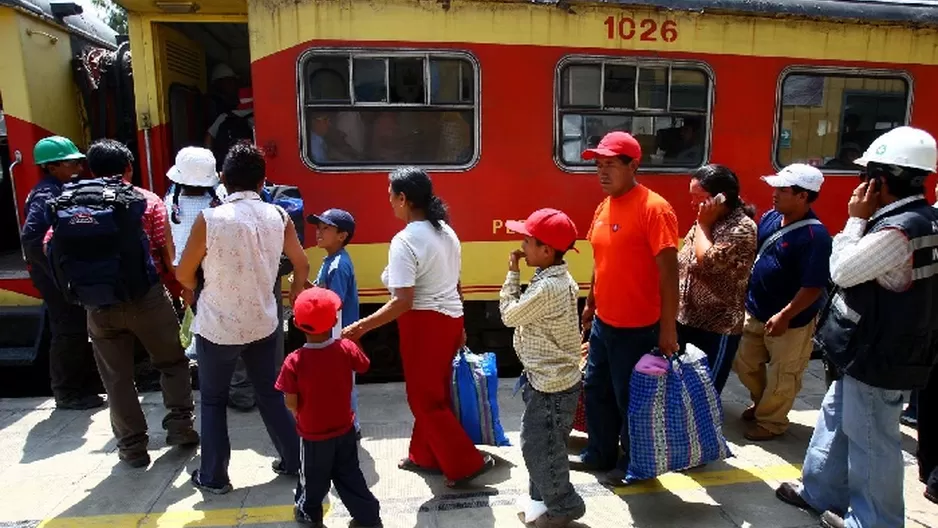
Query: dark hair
868,162,928,199
170,184,222,224
340,229,354,246
389,166,449,230
616,155,634,165
691,164,756,218
222,142,266,192
87,139,134,178
791,185,820,203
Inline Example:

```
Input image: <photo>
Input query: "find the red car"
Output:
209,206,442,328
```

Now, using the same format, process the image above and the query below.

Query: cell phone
713,193,726,204
869,177,882,192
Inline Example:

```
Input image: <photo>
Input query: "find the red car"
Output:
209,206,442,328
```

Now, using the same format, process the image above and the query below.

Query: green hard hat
34,136,85,165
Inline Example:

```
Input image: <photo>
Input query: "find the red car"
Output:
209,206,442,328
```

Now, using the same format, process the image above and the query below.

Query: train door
0,91,26,279
153,21,252,166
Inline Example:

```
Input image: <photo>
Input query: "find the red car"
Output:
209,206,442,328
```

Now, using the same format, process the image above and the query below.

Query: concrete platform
0,360,934,528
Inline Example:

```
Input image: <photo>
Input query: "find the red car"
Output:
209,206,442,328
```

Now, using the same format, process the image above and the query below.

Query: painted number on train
604,16,678,42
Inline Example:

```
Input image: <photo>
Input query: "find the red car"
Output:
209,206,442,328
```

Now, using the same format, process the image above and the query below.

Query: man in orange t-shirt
572,131,680,486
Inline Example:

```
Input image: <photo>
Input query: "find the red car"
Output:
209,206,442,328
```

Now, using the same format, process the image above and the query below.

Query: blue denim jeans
581,317,659,472
196,332,300,487
800,375,905,528
352,372,360,432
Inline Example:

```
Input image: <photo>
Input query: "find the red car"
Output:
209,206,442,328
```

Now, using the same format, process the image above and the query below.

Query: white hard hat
854,126,937,173
167,147,219,187
211,63,236,82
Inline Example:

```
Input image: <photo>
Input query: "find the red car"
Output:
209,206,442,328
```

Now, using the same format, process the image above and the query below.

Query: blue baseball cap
307,208,355,238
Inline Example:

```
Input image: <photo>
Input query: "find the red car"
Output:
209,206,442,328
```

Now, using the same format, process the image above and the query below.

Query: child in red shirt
275,287,381,527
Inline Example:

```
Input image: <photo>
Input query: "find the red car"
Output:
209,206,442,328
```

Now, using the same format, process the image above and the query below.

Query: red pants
398,310,484,480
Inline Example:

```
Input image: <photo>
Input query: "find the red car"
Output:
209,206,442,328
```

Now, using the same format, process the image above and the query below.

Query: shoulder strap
753,218,823,266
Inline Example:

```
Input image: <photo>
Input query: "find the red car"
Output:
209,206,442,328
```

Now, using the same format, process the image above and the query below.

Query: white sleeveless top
193,191,286,345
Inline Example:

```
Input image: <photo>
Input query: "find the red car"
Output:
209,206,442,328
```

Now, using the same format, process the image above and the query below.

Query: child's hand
509,249,525,272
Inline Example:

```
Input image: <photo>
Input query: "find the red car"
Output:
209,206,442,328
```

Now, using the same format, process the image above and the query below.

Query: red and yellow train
4,0,938,378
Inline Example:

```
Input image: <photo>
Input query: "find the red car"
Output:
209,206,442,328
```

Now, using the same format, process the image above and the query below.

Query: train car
0,0,124,376
113,0,938,379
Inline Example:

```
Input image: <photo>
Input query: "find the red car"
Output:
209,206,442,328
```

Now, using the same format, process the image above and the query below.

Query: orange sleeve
646,201,680,256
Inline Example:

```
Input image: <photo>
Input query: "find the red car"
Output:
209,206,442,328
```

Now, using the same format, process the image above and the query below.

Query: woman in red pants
342,166,495,488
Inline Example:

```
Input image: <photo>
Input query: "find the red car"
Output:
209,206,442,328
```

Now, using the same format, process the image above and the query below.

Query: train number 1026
604,16,678,42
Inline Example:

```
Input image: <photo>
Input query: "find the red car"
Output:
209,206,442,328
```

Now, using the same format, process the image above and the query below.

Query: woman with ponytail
677,164,757,394
343,166,495,488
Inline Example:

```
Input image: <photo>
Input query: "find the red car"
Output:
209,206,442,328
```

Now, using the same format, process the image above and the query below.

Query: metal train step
0,305,46,366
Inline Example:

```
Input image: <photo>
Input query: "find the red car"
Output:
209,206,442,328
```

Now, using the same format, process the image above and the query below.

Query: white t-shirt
381,220,463,318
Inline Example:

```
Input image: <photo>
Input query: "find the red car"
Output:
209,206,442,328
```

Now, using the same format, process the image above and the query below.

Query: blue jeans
800,375,905,528
196,332,300,487
581,317,659,471
352,373,360,432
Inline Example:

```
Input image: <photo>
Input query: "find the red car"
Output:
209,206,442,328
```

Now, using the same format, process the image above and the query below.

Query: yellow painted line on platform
614,463,803,496
34,463,801,527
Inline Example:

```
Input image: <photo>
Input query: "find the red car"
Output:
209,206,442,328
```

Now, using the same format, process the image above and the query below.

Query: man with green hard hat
21,136,104,410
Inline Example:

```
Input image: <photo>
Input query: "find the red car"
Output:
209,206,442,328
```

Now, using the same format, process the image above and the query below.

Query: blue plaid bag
625,344,732,482
451,347,511,447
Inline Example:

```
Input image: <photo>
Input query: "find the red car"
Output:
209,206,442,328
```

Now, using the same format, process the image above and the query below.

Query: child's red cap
506,208,579,253
293,287,342,335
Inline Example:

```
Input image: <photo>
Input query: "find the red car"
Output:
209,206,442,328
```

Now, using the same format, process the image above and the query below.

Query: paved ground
0,360,934,528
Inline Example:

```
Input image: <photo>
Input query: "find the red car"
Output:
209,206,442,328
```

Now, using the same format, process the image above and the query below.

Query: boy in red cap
500,208,585,528
275,287,381,528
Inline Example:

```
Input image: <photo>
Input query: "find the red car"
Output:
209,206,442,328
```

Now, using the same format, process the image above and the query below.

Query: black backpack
45,178,159,308
262,183,305,276
212,112,254,169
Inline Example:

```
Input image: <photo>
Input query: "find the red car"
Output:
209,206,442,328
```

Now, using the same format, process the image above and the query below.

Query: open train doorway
0,91,26,281
155,21,252,169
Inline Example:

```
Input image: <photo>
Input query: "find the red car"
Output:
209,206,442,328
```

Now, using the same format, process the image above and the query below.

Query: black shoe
272,459,299,477
349,520,383,528
775,482,814,511
55,394,106,410
294,506,324,527
166,428,200,447
568,454,607,472
228,400,256,412
119,451,150,469
820,510,845,528
191,470,233,495
901,414,918,428
925,484,938,505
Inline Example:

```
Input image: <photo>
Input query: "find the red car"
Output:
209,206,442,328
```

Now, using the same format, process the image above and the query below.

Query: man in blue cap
308,208,361,439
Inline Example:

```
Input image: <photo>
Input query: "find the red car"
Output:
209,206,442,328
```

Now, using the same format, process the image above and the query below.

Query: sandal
445,454,495,488
398,458,442,475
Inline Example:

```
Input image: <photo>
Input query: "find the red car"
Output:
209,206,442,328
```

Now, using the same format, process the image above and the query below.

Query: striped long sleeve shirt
499,263,582,393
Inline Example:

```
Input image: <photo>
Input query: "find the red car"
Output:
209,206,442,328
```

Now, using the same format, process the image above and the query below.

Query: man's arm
765,287,824,337
830,219,911,289
283,393,298,415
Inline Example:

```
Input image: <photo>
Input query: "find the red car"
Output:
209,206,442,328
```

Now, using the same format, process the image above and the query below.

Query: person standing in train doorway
775,127,938,528
732,164,832,442
570,131,681,488
20,137,104,410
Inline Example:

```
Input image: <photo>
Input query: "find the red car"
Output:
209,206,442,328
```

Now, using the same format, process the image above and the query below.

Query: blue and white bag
451,347,511,447
625,344,732,482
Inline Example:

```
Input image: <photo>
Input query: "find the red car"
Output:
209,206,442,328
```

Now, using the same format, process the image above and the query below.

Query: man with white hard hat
775,126,938,528
733,163,832,442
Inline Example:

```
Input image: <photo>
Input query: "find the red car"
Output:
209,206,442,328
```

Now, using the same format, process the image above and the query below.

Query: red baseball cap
582,131,642,161
293,287,342,335
506,208,579,253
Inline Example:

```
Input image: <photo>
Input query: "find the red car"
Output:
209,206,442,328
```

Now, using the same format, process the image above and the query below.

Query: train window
775,70,910,171
300,50,478,170
556,58,712,171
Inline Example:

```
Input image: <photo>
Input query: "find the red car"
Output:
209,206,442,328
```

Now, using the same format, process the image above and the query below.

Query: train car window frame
553,55,715,174
296,48,481,172
773,66,913,174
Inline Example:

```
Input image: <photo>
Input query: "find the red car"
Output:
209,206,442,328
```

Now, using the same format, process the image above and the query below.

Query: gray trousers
228,280,285,409
520,380,585,518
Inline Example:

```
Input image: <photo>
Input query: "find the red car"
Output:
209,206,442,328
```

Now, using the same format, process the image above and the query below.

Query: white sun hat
167,147,219,187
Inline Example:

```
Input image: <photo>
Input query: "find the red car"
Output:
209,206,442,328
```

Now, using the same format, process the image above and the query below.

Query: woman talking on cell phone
677,164,758,394
342,166,495,489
